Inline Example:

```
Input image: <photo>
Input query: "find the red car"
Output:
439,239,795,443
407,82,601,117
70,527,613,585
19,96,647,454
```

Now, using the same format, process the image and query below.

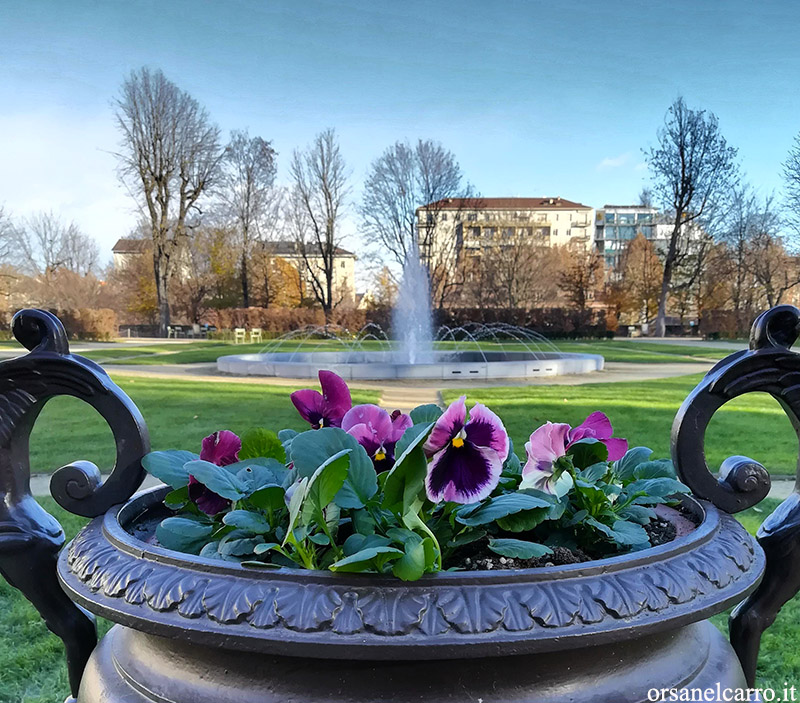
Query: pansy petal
519,466,556,495
425,442,502,504
200,430,241,466
464,402,509,458
290,389,325,426
569,411,613,443
604,437,629,462
521,422,570,477
319,370,352,423
188,476,231,515
389,412,413,442
342,404,392,437
345,422,381,457
423,396,467,457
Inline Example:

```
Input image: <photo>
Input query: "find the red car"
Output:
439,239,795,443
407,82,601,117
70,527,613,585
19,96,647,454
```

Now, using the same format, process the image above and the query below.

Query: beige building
264,241,357,306
416,196,595,267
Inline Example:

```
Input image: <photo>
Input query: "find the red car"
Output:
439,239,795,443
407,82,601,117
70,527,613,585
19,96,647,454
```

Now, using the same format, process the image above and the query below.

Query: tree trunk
241,251,250,308
157,274,170,338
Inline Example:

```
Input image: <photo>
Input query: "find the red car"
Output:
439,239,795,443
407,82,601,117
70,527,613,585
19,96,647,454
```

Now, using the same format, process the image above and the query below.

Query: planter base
79,621,746,703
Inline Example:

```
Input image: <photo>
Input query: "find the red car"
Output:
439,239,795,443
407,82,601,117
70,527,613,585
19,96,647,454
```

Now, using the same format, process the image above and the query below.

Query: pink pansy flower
342,404,413,470
521,412,627,494
422,396,509,504
290,370,352,429
189,430,241,515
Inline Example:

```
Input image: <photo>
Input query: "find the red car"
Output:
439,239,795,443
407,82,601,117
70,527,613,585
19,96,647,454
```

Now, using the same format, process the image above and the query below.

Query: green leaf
288,428,377,508
487,538,552,560
301,449,350,525
410,404,443,424
455,493,551,526
614,446,653,481
394,422,433,460
283,477,309,546
163,485,190,508
624,477,688,498
239,428,286,462
632,459,676,480
496,506,550,532
383,422,433,513
219,535,263,557
342,533,391,556
235,460,287,492
567,439,608,469
586,516,650,546
253,542,280,555
618,505,656,525
248,485,286,511
156,517,213,554
329,546,404,573
184,459,248,500
222,510,272,534
392,535,427,581
141,450,199,489
447,529,486,548
308,532,331,545
580,462,609,484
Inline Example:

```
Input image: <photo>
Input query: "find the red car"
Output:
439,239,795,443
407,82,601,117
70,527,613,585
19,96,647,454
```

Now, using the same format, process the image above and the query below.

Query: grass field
444,375,799,476
29,376,379,473
0,497,795,702
0,336,734,366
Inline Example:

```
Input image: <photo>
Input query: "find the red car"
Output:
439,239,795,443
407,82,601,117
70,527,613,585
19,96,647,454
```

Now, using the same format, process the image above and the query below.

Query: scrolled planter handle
0,309,151,700
672,304,800,685
671,305,800,513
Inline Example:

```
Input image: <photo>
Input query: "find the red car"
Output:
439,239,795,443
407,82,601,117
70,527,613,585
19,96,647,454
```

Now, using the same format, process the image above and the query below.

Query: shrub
56,308,118,341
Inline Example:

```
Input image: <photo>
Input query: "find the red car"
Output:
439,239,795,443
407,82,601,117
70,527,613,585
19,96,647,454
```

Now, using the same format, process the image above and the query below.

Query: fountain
217,246,604,380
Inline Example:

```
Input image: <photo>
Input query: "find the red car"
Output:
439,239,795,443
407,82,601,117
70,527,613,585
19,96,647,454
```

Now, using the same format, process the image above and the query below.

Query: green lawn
29,376,379,474
0,337,732,366
444,375,799,476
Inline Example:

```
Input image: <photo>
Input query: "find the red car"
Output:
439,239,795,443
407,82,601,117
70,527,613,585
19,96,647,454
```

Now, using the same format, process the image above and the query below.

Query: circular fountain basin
217,350,604,380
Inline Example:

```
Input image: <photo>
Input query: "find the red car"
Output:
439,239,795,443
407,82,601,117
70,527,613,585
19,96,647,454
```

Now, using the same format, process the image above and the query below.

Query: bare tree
559,246,603,311
747,213,798,308
287,129,349,320
645,97,738,336
361,139,471,268
0,207,17,264
218,130,278,307
18,211,99,277
114,67,223,336
622,233,664,324
783,132,800,239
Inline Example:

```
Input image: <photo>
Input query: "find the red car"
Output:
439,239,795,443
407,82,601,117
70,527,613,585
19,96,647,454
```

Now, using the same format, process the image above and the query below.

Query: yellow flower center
375,451,386,461
452,437,465,448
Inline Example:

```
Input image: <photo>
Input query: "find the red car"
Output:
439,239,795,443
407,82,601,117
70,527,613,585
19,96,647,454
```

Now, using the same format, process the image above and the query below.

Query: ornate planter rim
58,485,763,660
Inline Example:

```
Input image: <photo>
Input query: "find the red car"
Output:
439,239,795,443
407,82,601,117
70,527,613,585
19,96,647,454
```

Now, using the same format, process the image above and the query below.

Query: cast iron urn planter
3,307,800,702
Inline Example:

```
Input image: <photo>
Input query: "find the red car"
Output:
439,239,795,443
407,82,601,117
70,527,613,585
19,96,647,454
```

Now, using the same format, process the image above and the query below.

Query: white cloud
596,152,632,171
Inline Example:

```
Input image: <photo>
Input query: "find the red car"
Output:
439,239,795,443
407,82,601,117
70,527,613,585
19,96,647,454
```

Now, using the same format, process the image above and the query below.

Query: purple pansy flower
521,412,628,494
342,404,413,470
422,396,509,504
188,430,241,515
290,370,352,429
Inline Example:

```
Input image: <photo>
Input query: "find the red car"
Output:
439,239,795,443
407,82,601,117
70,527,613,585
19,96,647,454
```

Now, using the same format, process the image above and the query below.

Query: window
502,227,514,238
567,228,572,237
484,227,496,238
637,212,653,223
618,213,635,225
467,213,478,221
340,261,346,268
426,214,434,224
441,213,448,221
520,227,532,237
469,226,481,238
605,212,616,224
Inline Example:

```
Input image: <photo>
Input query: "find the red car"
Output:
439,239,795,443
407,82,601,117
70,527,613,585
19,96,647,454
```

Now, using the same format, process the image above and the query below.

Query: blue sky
1,0,799,269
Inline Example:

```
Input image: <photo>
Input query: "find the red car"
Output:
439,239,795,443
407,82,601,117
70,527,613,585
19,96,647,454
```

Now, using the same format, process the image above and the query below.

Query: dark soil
461,546,591,571
456,504,693,571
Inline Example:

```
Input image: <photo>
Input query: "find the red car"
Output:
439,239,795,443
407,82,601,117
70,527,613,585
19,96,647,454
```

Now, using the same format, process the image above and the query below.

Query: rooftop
418,197,592,211
111,238,152,253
